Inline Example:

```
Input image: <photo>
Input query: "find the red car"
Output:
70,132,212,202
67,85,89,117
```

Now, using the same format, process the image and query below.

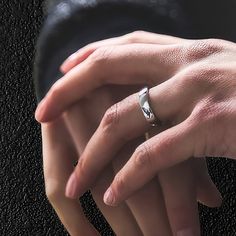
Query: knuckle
203,38,223,51
191,99,226,127
198,64,223,79
134,144,152,168
184,39,222,62
101,103,119,133
124,30,146,43
182,64,222,89
88,46,115,66
191,100,213,124
191,100,230,157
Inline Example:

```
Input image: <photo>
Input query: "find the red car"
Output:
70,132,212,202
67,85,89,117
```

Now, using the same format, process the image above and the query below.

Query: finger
60,31,185,73
194,159,222,207
35,43,183,122
122,128,199,235
63,91,154,199
64,75,196,199
67,101,171,236
112,137,172,236
158,159,201,236
41,117,99,236
158,158,222,236
145,132,222,208
90,164,143,236
147,131,222,208
103,117,195,206
63,104,143,236
127,136,220,236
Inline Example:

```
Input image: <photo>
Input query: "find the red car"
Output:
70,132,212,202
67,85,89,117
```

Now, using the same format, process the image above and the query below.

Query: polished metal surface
138,86,158,126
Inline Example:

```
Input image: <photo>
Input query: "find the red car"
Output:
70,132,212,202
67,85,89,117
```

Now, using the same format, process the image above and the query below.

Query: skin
36,31,227,236
42,87,171,236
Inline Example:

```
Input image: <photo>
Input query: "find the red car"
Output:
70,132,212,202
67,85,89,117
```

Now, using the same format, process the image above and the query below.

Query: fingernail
104,187,115,206
35,98,46,122
177,228,194,236
65,172,78,199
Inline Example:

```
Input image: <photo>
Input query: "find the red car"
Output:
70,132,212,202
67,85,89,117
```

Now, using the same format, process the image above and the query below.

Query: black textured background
0,1,236,236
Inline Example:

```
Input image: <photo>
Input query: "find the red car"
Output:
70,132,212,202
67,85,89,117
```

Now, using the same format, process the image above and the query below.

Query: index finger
35,43,182,123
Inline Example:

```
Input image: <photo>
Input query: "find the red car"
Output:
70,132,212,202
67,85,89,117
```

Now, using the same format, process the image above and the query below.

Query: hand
42,84,176,235
42,90,173,236
36,30,225,234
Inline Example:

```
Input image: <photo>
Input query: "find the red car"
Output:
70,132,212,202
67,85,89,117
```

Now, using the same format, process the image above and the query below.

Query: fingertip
207,183,223,207
35,96,62,123
210,188,223,208
204,191,222,208
65,172,79,199
35,99,46,123
199,197,222,208
197,178,223,208
34,104,52,123
103,187,119,206
104,187,114,206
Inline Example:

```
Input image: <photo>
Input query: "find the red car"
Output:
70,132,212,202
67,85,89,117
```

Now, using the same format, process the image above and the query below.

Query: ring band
138,86,159,126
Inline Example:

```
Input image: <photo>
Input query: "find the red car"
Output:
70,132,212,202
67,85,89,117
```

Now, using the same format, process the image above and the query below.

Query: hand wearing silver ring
34,31,236,236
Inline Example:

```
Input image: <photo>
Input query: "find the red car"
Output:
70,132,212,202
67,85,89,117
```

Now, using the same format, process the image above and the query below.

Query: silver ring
138,86,159,126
